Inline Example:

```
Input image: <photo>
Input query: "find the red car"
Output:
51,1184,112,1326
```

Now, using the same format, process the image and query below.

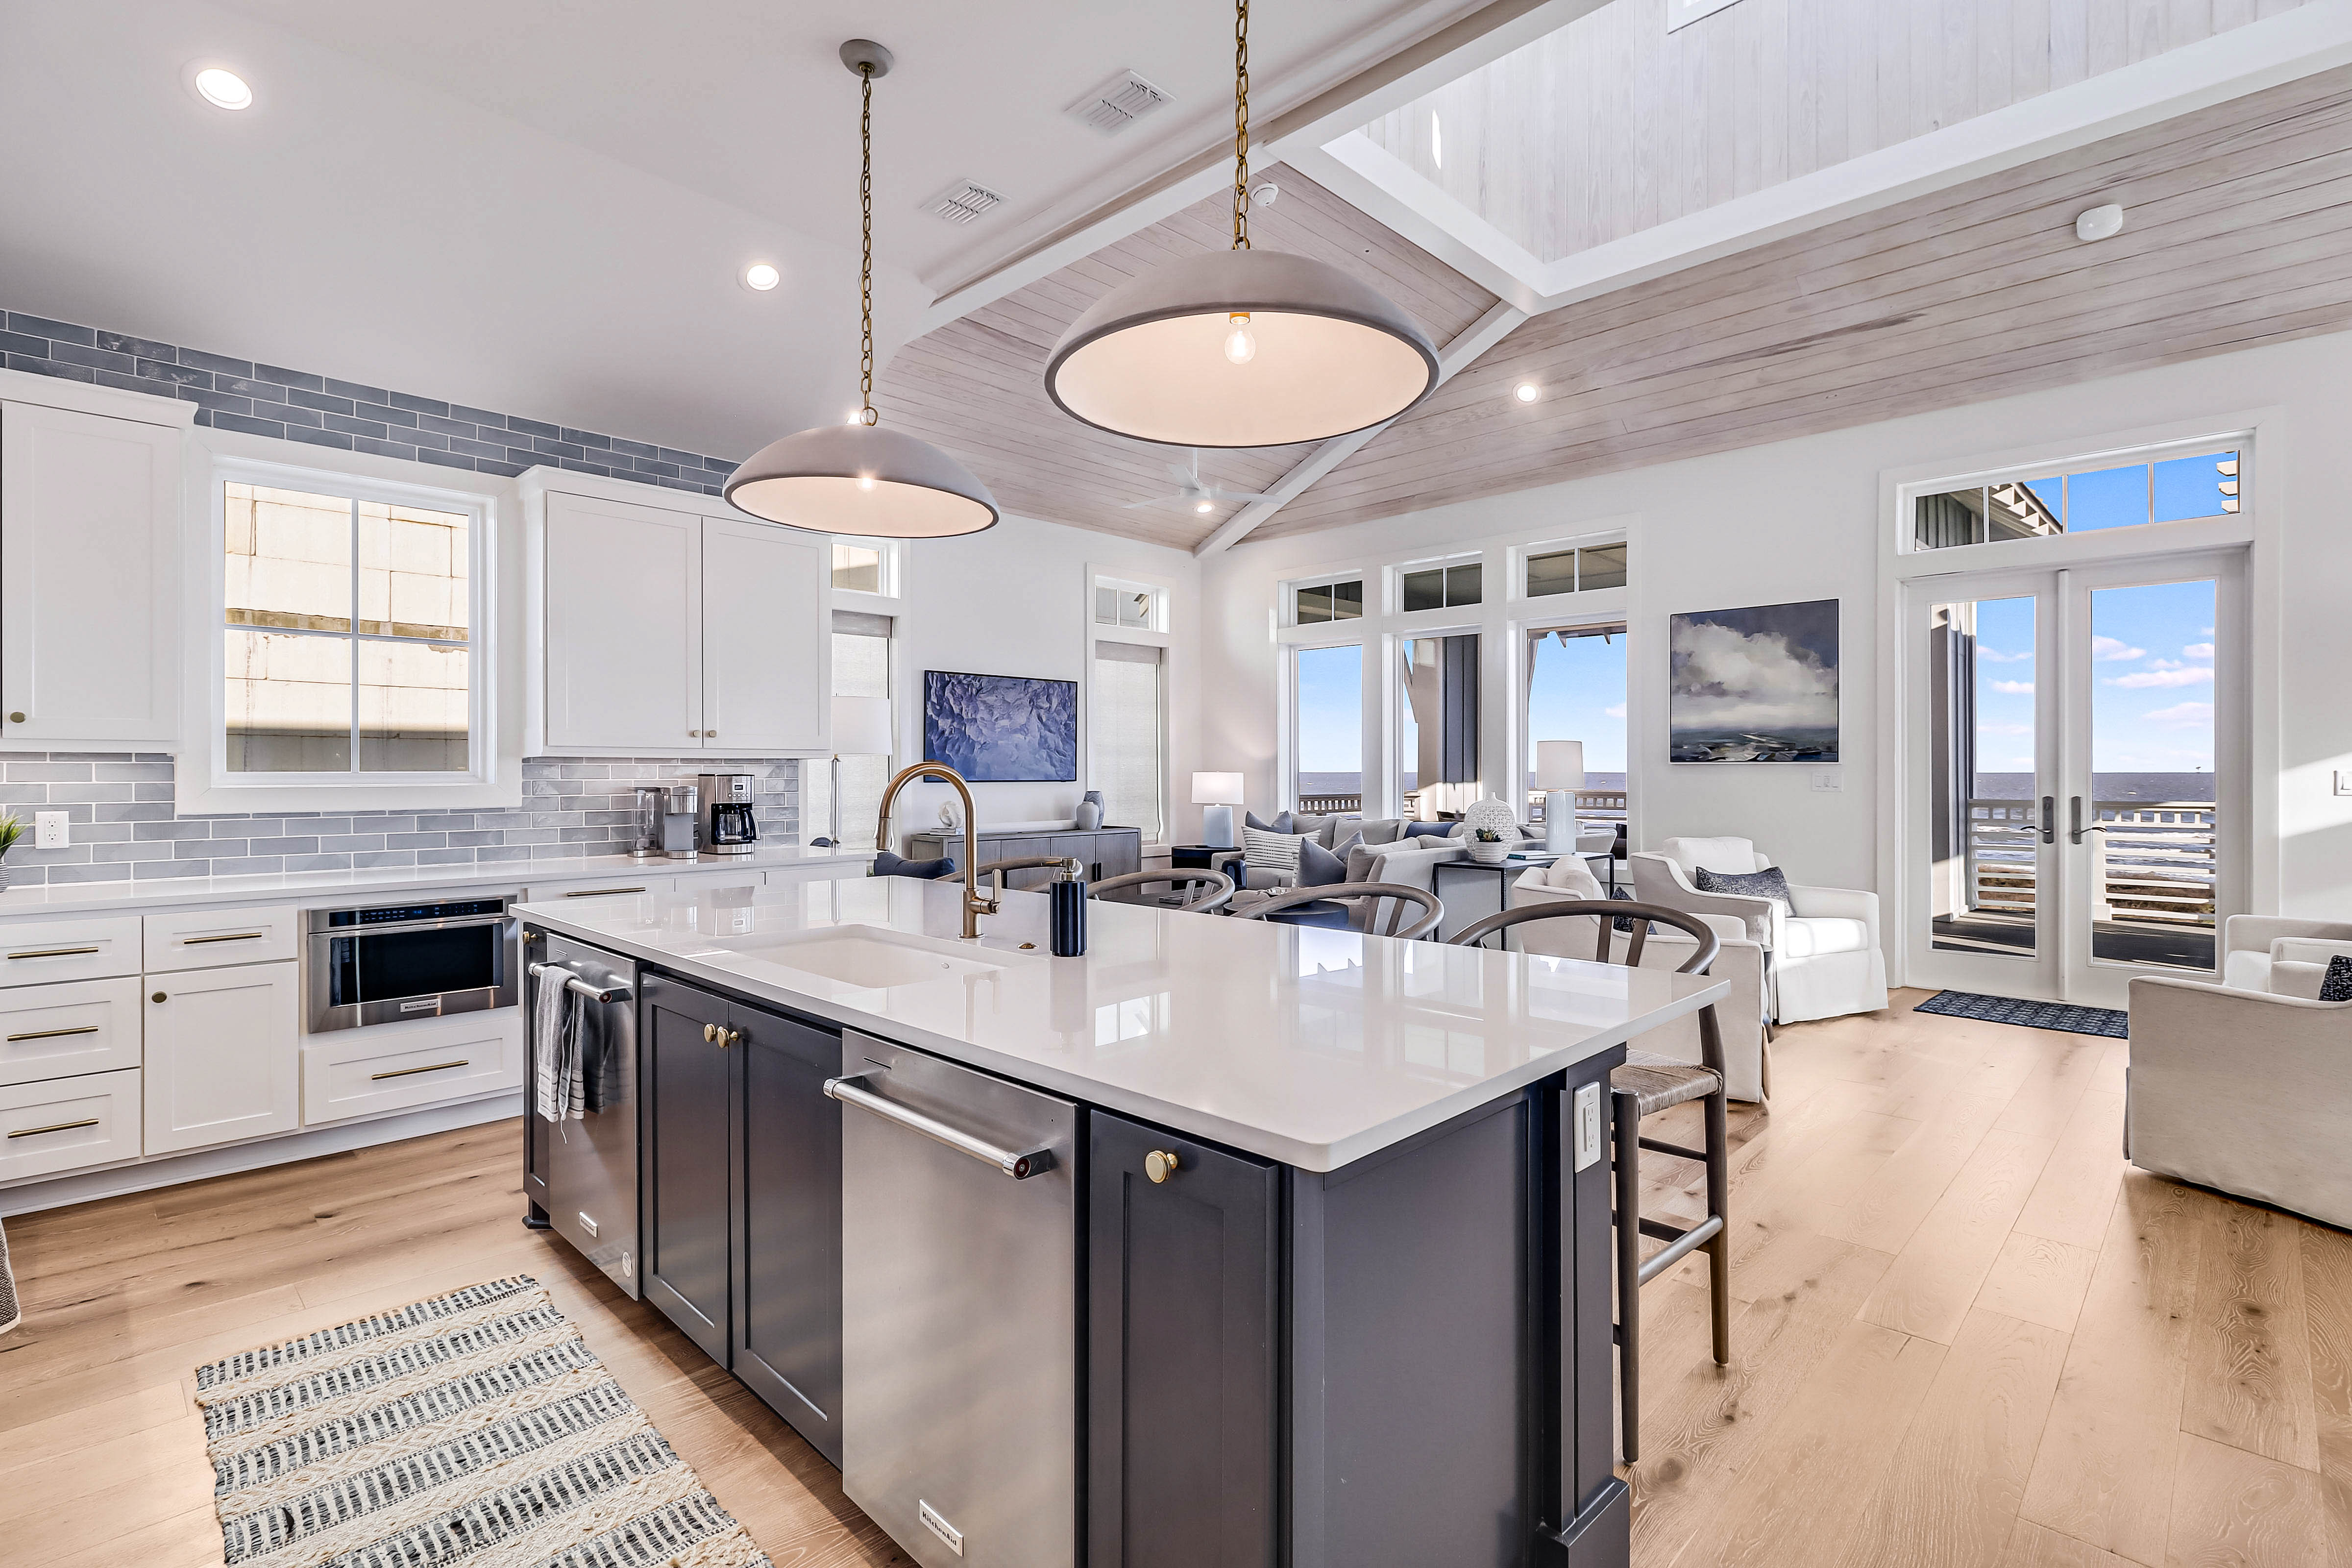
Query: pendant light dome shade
725,422,998,538
1044,247,1438,448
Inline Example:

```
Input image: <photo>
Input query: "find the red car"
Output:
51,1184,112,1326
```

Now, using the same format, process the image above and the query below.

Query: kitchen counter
516,872,1726,1172
0,844,872,919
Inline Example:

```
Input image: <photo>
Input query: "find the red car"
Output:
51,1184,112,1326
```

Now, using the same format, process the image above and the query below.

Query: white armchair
1627,835,1887,1025
2216,914,2352,998
1508,859,1771,1101
2128,970,2352,1229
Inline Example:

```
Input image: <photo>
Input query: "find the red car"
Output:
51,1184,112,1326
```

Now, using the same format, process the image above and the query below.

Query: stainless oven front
305,896,519,1033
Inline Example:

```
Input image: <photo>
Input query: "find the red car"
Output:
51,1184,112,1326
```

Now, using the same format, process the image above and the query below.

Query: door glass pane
226,628,352,773
2087,580,2217,971
1294,645,1363,811
1525,626,1626,824
357,640,469,771
1928,597,2037,957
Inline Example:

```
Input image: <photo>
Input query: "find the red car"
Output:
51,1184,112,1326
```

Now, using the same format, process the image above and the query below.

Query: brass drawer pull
564,886,647,898
5,1025,100,1043
182,931,267,945
6,946,100,960
371,1059,470,1081
8,1118,98,1139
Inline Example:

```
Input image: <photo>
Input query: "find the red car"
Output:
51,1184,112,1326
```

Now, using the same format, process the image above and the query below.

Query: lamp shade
724,421,999,539
1536,740,1586,791
1044,249,1440,448
1190,771,1245,807
830,695,893,756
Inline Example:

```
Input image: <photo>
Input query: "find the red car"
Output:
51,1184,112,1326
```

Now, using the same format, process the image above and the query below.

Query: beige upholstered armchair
1627,835,1887,1025
1509,858,1772,1101
2216,914,2352,997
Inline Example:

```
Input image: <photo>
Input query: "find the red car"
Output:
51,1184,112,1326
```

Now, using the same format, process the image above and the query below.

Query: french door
1902,549,2246,1008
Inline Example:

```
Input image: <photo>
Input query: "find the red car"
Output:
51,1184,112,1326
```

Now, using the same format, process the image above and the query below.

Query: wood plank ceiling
874,166,1498,550
1256,62,2352,540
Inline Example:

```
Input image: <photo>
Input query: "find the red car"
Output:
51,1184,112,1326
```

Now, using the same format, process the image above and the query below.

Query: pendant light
1043,0,1439,448
725,41,999,538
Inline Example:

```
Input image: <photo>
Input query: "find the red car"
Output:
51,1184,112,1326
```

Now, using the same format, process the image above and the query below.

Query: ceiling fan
1120,450,1277,515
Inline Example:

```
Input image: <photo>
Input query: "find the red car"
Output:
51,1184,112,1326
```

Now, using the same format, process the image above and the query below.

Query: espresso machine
630,784,701,860
696,773,759,856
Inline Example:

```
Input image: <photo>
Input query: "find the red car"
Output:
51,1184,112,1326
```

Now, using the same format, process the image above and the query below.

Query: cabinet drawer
521,877,677,906
0,1068,141,1180
302,1010,523,1126
0,977,143,1087
144,905,299,972
0,916,143,987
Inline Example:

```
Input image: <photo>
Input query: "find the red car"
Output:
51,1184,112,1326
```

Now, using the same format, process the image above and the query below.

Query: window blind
1092,641,1164,839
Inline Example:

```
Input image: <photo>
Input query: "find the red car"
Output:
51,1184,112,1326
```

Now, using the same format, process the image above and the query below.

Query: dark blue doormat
1913,990,2129,1038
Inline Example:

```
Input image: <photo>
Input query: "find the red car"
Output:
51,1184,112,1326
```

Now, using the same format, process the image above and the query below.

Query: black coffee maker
696,772,759,856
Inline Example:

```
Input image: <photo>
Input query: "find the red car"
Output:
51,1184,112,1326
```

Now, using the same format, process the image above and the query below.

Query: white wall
888,513,1201,841
1202,330,2352,921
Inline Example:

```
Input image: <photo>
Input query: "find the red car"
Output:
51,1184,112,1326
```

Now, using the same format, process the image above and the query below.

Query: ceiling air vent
1067,68,1173,136
923,179,1006,225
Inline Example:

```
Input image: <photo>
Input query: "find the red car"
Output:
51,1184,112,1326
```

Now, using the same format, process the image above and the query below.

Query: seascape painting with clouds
1669,599,1840,762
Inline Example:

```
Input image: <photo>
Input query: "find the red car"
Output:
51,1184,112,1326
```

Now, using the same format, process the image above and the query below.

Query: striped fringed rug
193,1274,772,1568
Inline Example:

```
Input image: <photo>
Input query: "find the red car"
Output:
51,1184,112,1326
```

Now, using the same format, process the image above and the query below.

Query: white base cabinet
144,959,300,1155
0,1068,142,1181
303,1010,523,1126
0,977,145,1087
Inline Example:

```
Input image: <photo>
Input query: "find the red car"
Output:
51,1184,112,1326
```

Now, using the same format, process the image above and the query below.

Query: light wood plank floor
0,990,2344,1567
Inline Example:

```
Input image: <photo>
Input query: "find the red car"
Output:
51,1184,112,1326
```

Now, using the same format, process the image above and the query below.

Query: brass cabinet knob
1144,1149,1181,1184
722,1028,741,1048
703,1023,718,1043
151,991,167,1004
7,712,23,724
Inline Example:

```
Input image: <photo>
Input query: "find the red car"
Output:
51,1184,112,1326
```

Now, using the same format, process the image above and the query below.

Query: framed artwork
1668,599,1839,762
922,670,1079,782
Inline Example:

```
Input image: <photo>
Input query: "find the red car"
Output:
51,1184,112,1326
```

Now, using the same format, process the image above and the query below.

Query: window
1292,644,1363,811
1524,623,1627,821
1913,446,2240,551
1094,579,1166,632
1525,542,1628,597
803,611,893,848
223,480,475,775
1092,641,1165,837
1400,633,1479,816
831,542,886,594
1401,560,1481,612
1291,577,1364,624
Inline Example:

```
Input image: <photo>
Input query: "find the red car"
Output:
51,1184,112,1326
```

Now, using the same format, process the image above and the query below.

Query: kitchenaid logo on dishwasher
400,999,441,1013
917,1501,963,1556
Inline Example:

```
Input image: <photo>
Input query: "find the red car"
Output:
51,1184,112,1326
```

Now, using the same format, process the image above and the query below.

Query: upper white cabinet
0,394,183,747
531,476,828,756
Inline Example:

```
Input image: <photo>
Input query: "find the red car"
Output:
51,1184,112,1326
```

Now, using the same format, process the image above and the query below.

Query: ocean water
1298,773,1630,797
1975,772,2215,803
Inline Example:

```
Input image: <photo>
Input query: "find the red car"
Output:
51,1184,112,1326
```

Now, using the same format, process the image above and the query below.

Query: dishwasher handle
824,1073,1057,1179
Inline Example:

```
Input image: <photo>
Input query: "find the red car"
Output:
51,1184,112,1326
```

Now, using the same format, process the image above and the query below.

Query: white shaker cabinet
531,475,827,756
143,959,301,1155
0,396,183,746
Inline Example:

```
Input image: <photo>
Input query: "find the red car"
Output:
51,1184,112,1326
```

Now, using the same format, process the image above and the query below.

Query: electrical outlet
33,811,67,849
2338,770,2352,797
1572,1082,1603,1172
1812,770,1842,793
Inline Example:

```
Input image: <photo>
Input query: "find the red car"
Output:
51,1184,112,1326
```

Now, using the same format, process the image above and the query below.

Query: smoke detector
1066,68,1174,135
2075,203,2125,242
923,179,1006,225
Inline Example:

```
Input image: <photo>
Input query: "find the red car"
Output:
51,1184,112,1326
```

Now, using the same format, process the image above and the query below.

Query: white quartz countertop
517,875,1730,1172
0,845,872,919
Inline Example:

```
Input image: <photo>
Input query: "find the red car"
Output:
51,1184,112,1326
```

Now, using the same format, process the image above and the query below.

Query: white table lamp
1193,771,1245,850
1536,740,1585,853
828,696,894,846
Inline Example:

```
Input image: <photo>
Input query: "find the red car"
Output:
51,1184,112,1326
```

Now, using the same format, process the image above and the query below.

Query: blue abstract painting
923,671,1078,783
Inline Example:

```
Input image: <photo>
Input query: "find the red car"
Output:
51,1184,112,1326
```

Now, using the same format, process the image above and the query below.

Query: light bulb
1194,499,1214,514
194,67,253,110
1514,382,1540,403
1222,313,1256,365
857,474,876,491
742,262,780,291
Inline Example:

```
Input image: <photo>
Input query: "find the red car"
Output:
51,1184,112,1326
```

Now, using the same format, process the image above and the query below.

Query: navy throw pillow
1403,820,1458,840
2323,955,2352,1002
1245,810,1289,834
1296,836,1347,888
872,852,957,880
1693,863,1793,912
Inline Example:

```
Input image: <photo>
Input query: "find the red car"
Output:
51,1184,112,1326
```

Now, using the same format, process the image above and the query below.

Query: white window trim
1512,528,1630,611
1280,568,1371,631
179,451,513,814
1088,562,1177,841
830,533,907,610
1092,571,1173,639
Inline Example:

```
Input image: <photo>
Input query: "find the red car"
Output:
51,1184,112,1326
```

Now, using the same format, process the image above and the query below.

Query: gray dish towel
532,966,584,1124
0,1219,19,1336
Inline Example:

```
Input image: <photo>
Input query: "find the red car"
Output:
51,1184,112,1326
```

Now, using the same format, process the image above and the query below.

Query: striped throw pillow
1243,826,1307,877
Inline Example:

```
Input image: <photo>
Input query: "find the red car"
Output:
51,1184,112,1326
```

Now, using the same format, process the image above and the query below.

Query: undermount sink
709,924,1009,989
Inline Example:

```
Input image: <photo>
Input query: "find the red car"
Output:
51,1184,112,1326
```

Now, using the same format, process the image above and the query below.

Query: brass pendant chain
858,62,878,427
1232,0,1250,251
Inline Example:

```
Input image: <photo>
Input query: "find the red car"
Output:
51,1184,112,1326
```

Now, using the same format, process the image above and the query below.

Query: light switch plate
1812,771,1842,793
1572,1082,1603,1172
33,810,67,849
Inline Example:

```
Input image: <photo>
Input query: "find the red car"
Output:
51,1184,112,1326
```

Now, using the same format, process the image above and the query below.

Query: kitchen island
516,874,1726,1568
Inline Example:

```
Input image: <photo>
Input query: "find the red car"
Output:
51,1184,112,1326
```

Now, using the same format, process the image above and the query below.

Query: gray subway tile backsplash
0,754,799,887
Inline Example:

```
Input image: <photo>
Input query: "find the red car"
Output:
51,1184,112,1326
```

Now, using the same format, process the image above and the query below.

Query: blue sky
1970,580,2216,776
1296,643,1364,775
1293,633,1630,784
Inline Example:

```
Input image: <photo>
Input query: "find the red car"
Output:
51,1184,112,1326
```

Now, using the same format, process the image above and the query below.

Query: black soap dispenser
1050,858,1088,957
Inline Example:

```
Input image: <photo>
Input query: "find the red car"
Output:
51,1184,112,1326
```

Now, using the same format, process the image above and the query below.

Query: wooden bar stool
1448,896,1733,1462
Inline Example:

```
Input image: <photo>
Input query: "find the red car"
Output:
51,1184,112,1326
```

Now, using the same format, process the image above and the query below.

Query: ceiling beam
1192,300,1525,558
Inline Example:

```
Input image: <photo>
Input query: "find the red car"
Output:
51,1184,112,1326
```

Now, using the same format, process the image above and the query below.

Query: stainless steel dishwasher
828,1031,1079,1568
523,933,640,1298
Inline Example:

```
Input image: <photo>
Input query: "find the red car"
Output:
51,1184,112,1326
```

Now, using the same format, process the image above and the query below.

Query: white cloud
2091,635,2145,662
1989,679,2034,695
2145,701,2214,726
1976,648,2033,662
1603,703,1626,719
2181,642,2214,660
2109,666,2213,688
1669,619,1837,729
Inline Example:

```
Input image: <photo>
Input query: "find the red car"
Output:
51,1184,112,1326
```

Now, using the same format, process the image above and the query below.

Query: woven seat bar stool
1448,896,1732,1462
974,855,1076,898
1230,881,1443,940
1088,868,1236,913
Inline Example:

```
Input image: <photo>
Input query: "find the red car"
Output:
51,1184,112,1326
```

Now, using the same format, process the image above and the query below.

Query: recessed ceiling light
742,262,781,292
193,67,253,110
1194,500,1214,514
1514,382,1540,403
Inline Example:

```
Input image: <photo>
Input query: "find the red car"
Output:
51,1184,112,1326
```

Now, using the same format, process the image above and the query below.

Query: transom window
1292,578,1364,624
1094,578,1167,632
1401,559,1481,612
832,542,885,593
1525,541,1628,597
223,480,476,774
1913,444,2241,551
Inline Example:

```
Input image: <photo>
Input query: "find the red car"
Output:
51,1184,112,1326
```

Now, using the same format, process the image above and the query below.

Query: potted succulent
1468,825,1511,865
0,813,22,887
